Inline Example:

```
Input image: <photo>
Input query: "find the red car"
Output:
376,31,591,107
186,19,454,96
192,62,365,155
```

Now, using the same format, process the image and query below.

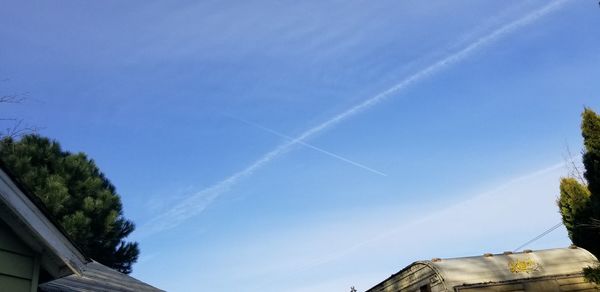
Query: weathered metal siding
366,248,600,292
0,220,39,292
366,263,445,292
455,274,600,292
556,275,600,291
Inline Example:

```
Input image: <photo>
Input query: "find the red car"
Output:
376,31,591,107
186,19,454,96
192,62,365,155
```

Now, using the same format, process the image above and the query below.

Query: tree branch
563,142,586,184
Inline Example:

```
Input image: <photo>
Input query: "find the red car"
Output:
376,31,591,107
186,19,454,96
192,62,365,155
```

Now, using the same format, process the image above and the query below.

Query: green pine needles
0,135,139,274
558,108,600,284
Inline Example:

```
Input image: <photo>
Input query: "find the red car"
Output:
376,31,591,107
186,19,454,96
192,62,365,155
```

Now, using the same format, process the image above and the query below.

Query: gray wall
0,220,39,292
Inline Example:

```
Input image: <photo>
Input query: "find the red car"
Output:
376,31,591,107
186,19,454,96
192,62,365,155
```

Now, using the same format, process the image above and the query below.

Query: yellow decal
508,258,540,274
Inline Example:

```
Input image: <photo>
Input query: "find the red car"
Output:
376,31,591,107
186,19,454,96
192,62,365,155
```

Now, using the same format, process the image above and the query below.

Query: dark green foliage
558,108,600,284
582,109,600,215
0,135,139,274
583,265,600,284
557,178,591,238
558,178,600,257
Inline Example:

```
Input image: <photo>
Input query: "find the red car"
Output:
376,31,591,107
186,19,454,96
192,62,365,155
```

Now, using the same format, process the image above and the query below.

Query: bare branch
563,142,586,184
0,93,27,104
574,219,600,231
1,119,41,139
589,218,600,229
0,82,37,139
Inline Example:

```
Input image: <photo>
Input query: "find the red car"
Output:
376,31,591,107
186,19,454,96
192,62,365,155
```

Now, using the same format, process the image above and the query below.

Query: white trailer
366,247,600,292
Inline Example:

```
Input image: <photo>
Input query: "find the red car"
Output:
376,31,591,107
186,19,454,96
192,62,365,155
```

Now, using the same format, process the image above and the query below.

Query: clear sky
1,0,600,291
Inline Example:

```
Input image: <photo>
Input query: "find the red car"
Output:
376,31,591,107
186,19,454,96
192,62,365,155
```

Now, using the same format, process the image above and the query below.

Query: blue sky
1,0,600,291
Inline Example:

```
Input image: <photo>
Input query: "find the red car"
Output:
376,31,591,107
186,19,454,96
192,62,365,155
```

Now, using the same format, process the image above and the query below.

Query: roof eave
0,168,89,278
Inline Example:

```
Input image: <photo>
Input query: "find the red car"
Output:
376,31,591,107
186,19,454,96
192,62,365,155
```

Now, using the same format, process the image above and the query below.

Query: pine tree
0,135,139,274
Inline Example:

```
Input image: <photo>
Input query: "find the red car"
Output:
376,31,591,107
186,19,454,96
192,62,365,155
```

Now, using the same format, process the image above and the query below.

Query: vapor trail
228,115,387,176
293,162,566,272
138,0,568,237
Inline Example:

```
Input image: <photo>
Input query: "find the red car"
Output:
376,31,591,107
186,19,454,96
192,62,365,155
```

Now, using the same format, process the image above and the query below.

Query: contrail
294,162,567,272
226,115,387,176
252,162,566,290
137,0,568,237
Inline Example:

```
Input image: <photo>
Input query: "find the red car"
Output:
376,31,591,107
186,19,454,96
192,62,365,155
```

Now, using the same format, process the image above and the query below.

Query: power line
513,222,564,252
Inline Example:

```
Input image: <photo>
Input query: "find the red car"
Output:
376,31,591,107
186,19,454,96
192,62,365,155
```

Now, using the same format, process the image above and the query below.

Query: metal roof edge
0,166,89,278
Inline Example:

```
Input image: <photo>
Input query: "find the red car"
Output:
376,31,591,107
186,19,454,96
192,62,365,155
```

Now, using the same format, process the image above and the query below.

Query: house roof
0,165,88,278
39,261,164,292
0,163,163,291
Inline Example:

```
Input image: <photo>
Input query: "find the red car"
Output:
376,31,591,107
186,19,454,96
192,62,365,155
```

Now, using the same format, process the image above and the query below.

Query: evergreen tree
558,178,591,238
0,135,139,274
558,108,600,283
584,266,600,285
582,109,600,215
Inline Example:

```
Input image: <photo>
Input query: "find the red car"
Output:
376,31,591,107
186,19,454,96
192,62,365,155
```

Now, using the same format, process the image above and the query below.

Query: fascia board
0,168,88,278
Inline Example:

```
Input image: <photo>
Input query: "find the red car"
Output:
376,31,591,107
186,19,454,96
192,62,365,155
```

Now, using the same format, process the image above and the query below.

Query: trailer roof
425,247,598,289
367,247,599,291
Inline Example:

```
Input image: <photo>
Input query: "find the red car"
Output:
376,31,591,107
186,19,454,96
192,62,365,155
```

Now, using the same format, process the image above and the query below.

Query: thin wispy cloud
137,0,569,237
182,161,568,292
226,114,387,176
288,161,567,273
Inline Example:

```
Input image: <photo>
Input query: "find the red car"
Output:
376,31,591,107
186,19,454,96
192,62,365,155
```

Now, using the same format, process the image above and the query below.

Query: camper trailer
366,247,600,292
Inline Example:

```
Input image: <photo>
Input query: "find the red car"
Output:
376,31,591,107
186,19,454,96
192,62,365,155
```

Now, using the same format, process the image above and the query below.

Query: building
366,247,600,292
0,164,162,291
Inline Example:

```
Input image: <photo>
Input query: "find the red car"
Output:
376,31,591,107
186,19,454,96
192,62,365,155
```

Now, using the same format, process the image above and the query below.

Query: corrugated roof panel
366,247,600,292
428,247,598,289
39,261,164,292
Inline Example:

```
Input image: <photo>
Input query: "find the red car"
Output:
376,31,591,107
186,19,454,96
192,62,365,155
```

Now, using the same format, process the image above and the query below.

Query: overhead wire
513,222,564,252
